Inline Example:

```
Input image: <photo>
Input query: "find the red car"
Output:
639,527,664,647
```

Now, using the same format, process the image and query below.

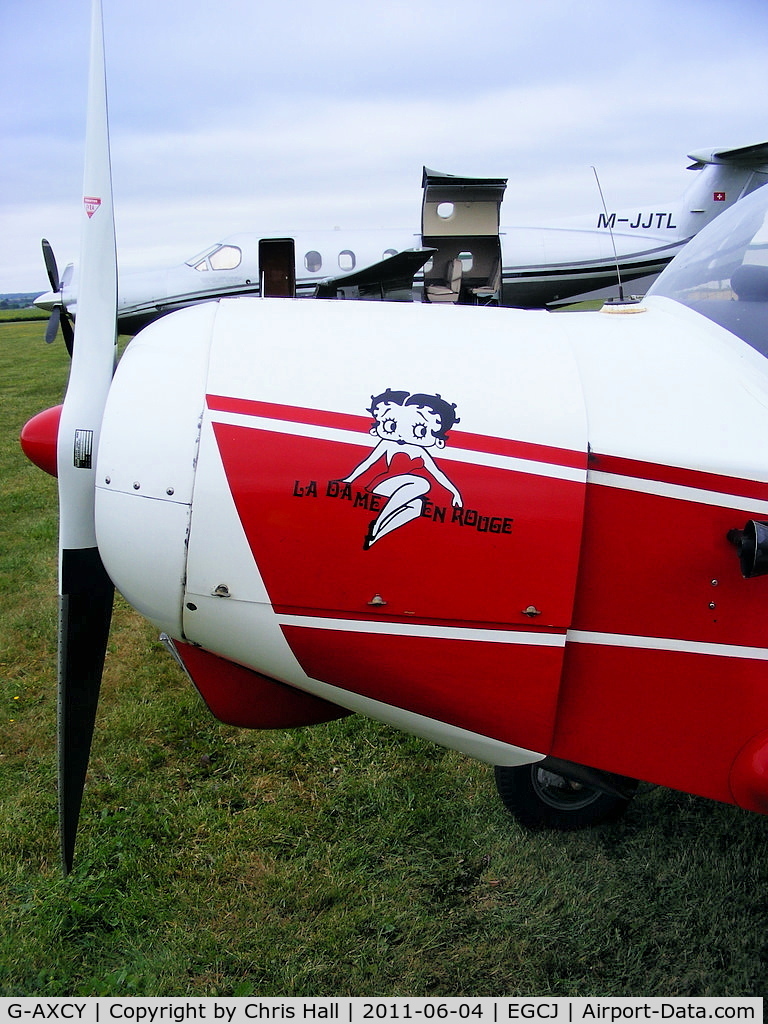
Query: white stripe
210,407,768,507
281,617,767,661
211,409,372,448
568,628,768,661
209,409,585,484
279,613,567,648
590,469,768,514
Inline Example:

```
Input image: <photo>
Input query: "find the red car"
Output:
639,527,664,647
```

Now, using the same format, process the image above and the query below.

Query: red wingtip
20,404,62,478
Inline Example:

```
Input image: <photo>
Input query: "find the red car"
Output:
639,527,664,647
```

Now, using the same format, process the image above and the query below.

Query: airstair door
421,168,507,305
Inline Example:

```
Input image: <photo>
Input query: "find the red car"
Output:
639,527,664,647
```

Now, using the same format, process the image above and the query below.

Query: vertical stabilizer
673,143,768,239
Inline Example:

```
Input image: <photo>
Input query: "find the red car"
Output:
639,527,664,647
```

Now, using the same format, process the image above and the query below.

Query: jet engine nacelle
95,296,768,813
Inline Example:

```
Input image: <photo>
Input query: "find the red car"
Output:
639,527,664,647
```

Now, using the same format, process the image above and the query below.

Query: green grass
1,320,767,998
0,307,47,323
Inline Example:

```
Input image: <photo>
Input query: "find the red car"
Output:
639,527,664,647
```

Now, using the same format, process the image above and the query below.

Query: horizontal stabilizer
687,141,768,169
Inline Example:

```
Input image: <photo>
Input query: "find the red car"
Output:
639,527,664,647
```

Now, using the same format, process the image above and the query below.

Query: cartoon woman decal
343,388,463,548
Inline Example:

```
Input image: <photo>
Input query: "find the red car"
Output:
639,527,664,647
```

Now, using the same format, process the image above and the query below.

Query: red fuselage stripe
205,394,586,470
589,451,768,501
206,395,768,500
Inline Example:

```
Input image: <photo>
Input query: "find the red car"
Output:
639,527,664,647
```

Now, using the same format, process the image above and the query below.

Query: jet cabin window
305,251,322,273
186,244,242,272
338,250,356,271
648,185,768,357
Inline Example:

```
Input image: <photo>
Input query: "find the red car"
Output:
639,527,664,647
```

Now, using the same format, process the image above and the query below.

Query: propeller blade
42,238,60,292
44,306,75,354
61,313,75,357
56,0,118,874
45,306,62,346
59,550,114,874
41,244,76,353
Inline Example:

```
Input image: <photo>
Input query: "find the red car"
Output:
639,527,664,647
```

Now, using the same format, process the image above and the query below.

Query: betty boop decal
288,388,514,549
342,389,463,548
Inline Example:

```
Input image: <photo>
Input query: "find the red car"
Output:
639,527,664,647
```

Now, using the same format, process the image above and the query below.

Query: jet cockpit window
186,246,213,271
185,243,242,272
649,185,768,357
209,245,242,270
305,251,322,272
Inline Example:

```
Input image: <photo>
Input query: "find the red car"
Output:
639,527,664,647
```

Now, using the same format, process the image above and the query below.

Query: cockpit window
648,185,768,356
185,243,242,272
209,245,241,270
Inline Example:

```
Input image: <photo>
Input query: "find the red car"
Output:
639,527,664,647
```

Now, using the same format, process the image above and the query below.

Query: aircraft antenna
592,166,625,301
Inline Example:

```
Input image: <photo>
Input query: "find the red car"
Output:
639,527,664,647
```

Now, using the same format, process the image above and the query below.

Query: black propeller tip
58,547,114,875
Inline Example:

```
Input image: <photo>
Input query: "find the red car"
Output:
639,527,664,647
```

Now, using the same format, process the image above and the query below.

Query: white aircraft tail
674,142,768,239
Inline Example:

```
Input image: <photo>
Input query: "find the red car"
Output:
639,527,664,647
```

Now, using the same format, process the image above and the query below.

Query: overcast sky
2,0,767,293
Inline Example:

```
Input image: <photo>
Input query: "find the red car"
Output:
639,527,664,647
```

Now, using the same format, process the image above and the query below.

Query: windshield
185,243,242,272
648,184,768,356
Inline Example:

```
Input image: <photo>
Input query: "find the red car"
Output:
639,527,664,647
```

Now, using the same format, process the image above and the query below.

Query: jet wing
314,247,435,300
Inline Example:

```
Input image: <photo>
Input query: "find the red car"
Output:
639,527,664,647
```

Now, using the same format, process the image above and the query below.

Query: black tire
494,762,637,831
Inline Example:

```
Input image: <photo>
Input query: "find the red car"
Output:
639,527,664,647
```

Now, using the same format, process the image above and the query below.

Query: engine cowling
95,295,768,809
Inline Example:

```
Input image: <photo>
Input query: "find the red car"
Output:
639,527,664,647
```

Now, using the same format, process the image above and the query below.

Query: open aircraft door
421,168,507,306
173,301,589,760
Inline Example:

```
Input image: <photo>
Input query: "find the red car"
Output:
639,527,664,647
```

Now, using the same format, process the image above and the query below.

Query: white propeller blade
56,0,118,875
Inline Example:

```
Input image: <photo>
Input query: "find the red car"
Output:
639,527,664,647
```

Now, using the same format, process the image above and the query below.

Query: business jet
35,141,768,344
21,0,768,873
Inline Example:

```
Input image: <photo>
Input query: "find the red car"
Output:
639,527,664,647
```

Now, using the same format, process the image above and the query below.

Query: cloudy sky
2,0,767,293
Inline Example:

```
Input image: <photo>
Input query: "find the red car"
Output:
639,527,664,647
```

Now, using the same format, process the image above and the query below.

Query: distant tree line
0,294,39,309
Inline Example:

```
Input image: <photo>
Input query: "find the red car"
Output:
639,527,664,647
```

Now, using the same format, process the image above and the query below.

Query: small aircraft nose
34,289,59,312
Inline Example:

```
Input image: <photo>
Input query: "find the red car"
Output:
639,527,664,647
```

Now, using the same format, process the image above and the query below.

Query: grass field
0,307,47,323
1,319,767,998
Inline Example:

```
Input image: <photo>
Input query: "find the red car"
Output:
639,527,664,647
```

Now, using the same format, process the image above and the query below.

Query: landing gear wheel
494,763,637,830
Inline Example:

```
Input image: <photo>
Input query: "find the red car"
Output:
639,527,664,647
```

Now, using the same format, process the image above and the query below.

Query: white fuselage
37,156,768,330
